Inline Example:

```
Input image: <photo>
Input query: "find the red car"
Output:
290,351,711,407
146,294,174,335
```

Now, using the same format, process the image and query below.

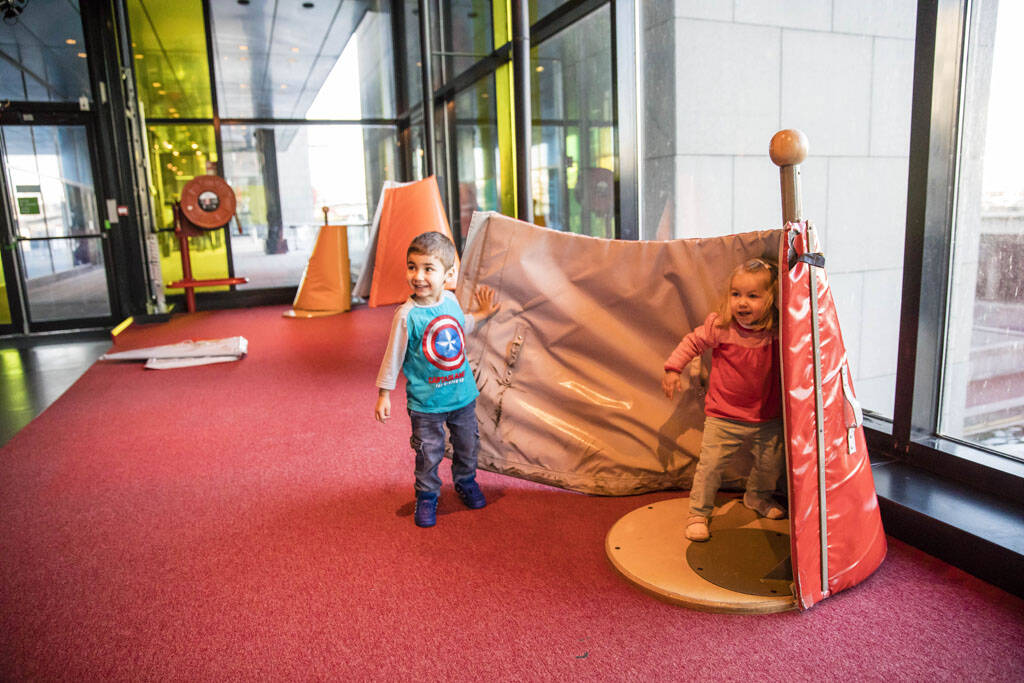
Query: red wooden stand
169,176,248,313
169,201,247,313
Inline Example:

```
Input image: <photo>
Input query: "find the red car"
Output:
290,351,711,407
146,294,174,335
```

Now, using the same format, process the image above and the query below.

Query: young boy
374,231,500,527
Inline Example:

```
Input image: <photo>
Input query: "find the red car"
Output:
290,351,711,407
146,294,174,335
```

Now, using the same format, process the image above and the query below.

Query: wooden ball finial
769,129,809,167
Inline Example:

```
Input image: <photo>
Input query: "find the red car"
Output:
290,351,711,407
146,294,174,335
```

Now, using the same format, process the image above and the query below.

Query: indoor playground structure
456,130,885,613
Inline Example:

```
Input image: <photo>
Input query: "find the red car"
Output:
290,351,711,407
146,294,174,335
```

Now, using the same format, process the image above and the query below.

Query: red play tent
780,220,886,608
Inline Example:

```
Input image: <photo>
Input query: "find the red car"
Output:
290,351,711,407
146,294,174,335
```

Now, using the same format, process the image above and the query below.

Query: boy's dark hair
407,231,456,271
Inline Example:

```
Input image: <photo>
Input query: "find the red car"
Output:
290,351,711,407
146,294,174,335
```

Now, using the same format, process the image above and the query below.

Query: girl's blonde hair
716,258,778,331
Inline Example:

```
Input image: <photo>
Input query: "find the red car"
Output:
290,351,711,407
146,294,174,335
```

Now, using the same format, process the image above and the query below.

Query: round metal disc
180,175,236,229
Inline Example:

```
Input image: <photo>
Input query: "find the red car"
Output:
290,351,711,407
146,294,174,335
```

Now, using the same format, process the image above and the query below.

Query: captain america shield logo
422,314,466,371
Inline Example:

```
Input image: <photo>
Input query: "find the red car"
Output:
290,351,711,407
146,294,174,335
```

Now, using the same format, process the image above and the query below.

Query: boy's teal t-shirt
402,293,479,413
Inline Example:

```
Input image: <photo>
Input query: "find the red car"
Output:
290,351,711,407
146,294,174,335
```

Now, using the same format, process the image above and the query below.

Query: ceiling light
291,47,299,53
239,45,248,51
280,84,287,89
158,90,165,95
191,143,198,149
135,54,144,59
65,38,76,45
152,82,161,87
77,52,87,58
536,65,544,72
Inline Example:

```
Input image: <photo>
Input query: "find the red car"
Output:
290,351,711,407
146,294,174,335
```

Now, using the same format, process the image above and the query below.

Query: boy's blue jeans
408,400,479,496
689,416,783,518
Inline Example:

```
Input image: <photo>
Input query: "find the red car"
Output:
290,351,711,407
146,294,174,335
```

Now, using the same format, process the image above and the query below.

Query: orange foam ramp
364,177,458,307
284,224,351,318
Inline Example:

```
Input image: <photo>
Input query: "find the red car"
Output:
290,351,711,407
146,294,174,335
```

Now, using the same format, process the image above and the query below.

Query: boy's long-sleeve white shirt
376,291,478,412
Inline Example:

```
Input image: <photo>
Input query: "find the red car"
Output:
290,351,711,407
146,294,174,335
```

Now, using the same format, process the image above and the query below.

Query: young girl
662,258,786,542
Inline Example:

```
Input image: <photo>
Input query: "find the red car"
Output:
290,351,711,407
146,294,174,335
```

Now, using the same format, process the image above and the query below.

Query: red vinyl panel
780,221,887,609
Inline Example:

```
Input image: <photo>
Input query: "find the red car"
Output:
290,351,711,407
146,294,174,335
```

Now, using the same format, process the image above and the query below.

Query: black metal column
511,0,532,222
418,0,435,176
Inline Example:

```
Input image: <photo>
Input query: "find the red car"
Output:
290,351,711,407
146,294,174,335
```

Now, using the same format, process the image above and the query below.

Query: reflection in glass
1,123,109,321
0,0,90,103
530,6,615,237
126,0,213,119
405,0,423,109
221,124,398,289
143,125,228,291
210,3,395,120
433,0,494,84
454,76,501,240
942,1,1024,460
0,264,9,325
3,127,98,242
530,0,566,26
410,121,426,180
20,238,110,321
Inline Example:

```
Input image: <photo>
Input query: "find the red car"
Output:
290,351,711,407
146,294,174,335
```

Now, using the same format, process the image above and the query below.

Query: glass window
454,75,501,240
126,0,213,119
434,0,494,83
0,266,10,325
639,3,917,419
531,6,615,237
0,0,90,103
530,1,566,26
1,125,110,321
941,1,1024,460
409,120,426,180
221,124,398,289
3,127,99,240
404,0,423,110
143,124,228,291
20,239,110,321
211,3,395,120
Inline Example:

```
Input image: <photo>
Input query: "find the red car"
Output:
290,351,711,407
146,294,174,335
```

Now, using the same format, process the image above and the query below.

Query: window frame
875,0,1024,499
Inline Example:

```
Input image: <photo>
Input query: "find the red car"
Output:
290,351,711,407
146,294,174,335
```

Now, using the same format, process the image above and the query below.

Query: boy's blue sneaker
414,493,438,527
455,479,487,509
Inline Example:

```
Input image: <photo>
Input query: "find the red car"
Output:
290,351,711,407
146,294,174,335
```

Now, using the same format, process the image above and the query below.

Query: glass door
0,123,115,332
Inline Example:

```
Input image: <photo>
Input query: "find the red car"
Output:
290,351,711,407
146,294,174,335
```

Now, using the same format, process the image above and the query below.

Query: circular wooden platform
606,497,797,614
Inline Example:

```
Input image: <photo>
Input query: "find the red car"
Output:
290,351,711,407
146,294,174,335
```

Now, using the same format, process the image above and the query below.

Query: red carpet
1,305,1022,680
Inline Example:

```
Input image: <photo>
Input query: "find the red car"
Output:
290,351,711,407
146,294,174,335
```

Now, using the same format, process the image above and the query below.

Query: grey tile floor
0,335,111,446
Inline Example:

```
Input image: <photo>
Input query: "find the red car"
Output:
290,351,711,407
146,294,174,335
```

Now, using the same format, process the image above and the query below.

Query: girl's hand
662,370,682,399
474,285,501,320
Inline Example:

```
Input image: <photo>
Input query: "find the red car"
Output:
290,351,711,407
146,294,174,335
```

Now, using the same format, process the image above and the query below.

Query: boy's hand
473,285,501,320
662,370,682,399
374,390,391,423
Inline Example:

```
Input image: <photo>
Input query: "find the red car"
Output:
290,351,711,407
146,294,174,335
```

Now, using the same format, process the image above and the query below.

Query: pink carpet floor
1,305,1022,680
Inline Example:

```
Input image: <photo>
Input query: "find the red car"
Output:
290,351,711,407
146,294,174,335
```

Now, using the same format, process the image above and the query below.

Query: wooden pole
769,129,808,224
771,128,828,597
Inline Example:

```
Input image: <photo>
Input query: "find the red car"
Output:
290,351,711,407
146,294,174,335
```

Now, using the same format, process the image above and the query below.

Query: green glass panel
144,125,229,292
0,262,10,325
126,0,213,119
